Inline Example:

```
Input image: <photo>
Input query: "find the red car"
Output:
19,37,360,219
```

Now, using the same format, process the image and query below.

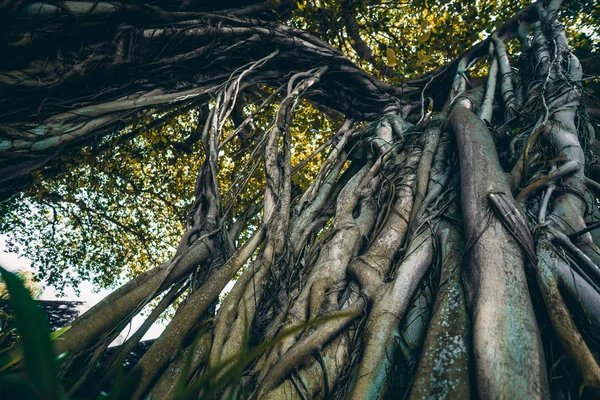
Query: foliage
0,266,64,398
0,269,42,300
0,97,334,293
0,266,350,400
0,0,600,399
0,269,43,351
0,0,597,295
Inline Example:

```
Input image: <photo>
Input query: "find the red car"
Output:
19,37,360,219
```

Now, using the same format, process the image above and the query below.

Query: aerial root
349,230,434,400
255,300,364,398
538,166,557,224
408,119,443,237
478,54,498,123
553,230,600,287
5,1,600,399
516,159,580,203
150,329,213,399
398,277,434,368
409,218,471,400
93,280,187,392
449,105,549,398
585,177,600,197
488,191,537,265
491,33,516,118
208,68,328,379
537,241,600,396
132,226,265,399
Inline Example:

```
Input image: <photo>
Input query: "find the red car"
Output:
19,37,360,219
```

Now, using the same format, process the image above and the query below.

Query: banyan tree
1,0,599,398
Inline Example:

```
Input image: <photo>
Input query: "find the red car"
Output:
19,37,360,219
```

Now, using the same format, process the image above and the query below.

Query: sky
0,235,167,345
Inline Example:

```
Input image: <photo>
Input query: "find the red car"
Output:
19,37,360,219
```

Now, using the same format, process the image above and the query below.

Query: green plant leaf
0,265,63,399
386,48,398,67
0,341,23,373
0,325,71,372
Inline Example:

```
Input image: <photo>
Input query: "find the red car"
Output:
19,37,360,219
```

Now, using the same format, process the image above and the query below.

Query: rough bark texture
1,1,600,399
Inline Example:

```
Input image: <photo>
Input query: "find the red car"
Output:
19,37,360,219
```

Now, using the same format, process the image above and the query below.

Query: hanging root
449,104,549,399
256,300,364,397
408,118,443,236
207,68,328,382
349,229,434,400
14,2,600,399
491,33,517,118
477,51,498,124
409,210,471,399
132,227,265,399
537,239,600,396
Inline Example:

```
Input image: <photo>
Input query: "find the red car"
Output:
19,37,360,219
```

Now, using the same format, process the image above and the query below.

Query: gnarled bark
2,1,600,399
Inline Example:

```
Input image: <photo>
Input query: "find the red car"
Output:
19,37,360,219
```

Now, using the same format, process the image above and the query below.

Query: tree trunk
1,0,599,398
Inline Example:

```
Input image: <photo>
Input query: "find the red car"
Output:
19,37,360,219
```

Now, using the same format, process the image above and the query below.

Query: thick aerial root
349,145,422,291
261,323,355,400
87,280,187,393
259,163,376,375
131,227,264,399
449,106,549,399
295,142,411,399
409,218,471,400
398,282,434,368
149,330,213,399
516,160,580,203
343,125,452,399
411,133,453,234
208,246,273,375
290,147,347,250
256,300,364,397
293,121,354,218
56,235,214,357
553,253,600,334
247,132,418,399
448,57,471,104
254,282,363,400
349,230,434,400
491,33,516,117
537,240,600,396
408,118,443,236
553,231,600,288
477,56,498,123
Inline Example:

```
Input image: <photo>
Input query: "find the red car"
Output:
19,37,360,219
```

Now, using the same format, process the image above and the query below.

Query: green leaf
0,342,22,372
385,48,398,67
417,31,430,46
0,326,70,374
0,266,63,399
417,51,432,63
51,325,72,341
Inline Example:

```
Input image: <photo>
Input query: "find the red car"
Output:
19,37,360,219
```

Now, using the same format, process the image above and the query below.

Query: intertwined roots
2,0,599,399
